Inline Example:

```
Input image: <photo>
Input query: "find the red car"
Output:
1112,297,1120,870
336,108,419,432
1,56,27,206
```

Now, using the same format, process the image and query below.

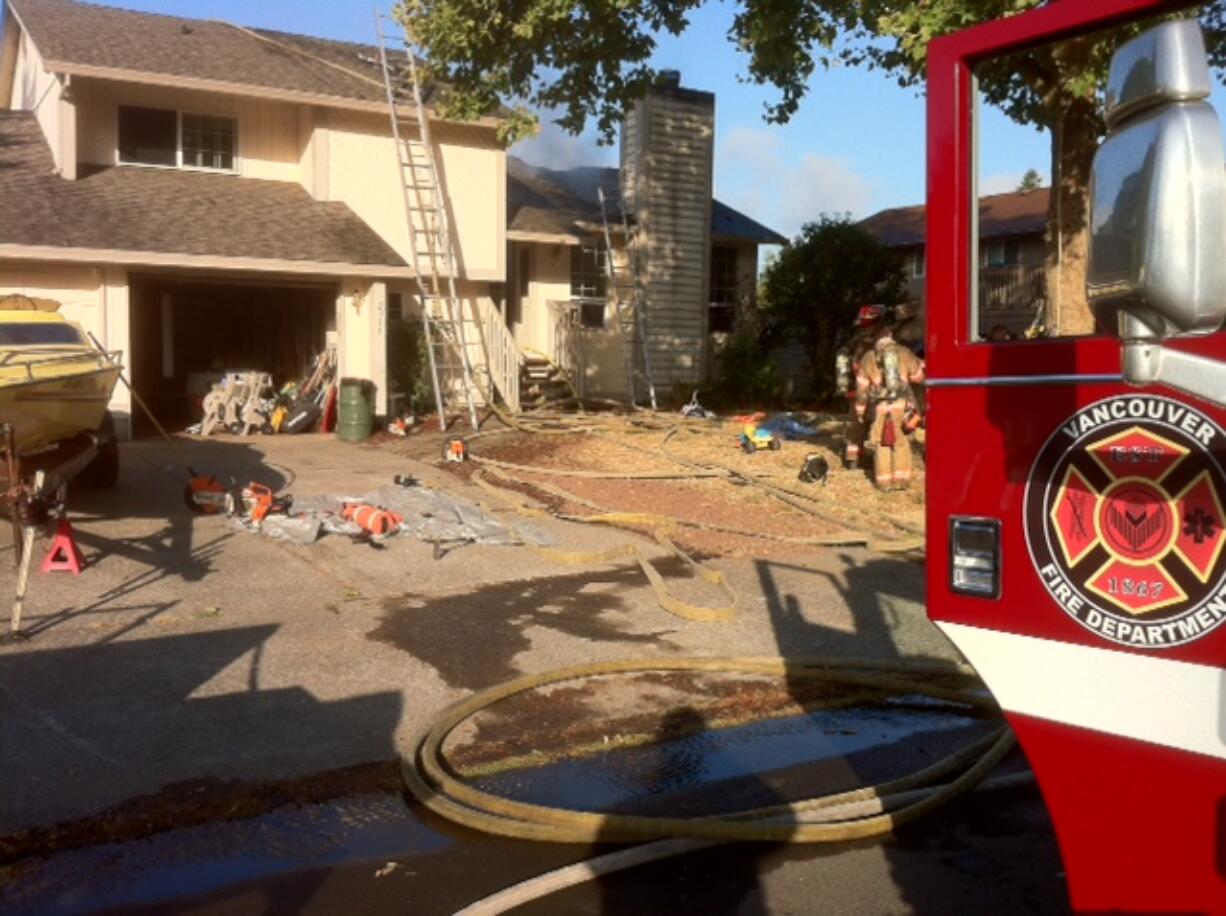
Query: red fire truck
928,2,1226,912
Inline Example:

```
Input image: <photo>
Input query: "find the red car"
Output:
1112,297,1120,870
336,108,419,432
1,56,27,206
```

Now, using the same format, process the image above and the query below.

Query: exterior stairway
520,353,577,411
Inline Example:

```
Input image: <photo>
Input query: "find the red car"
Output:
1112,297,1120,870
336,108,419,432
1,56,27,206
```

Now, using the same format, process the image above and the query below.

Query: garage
128,274,336,434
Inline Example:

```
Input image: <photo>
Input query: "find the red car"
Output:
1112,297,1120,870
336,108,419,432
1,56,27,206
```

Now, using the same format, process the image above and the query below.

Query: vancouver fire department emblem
1024,395,1226,648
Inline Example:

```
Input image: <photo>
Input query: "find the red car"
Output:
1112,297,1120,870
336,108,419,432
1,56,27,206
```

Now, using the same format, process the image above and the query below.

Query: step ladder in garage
597,187,658,411
374,12,481,431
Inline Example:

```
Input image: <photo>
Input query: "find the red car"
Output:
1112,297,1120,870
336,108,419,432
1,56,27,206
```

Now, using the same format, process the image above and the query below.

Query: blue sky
65,2,1221,243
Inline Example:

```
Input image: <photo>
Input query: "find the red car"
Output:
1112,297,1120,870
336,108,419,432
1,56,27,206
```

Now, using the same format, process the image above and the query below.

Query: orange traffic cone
41,518,84,574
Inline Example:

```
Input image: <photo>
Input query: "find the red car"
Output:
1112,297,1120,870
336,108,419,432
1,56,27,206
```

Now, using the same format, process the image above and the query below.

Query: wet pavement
2,705,1067,915
0,436,1066,912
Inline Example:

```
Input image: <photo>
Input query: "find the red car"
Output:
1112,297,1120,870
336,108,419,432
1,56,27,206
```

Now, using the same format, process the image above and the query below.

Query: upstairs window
569,241,607,302
569,241,608,329
118,106,176,167
709,244,739,333
181,114,237,170
981,239,1021,268
912,248,926,279
118,105,237,172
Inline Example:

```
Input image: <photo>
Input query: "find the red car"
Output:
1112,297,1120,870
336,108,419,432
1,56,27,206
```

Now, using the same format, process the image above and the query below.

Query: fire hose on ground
400,655,1026,914
392,410,995,909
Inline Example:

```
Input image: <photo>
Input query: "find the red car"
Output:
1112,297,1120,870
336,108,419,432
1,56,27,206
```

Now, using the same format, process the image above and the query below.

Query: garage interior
129,275,336,435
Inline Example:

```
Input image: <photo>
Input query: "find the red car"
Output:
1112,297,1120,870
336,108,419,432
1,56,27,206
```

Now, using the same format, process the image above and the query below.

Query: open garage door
129,275,336,435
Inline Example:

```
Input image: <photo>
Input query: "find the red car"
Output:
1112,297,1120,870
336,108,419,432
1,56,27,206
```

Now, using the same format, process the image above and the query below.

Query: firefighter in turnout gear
856,327,925,490
836,305,887,468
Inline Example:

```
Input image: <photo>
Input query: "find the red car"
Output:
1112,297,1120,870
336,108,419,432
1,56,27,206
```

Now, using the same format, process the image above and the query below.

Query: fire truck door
925,7,1226,913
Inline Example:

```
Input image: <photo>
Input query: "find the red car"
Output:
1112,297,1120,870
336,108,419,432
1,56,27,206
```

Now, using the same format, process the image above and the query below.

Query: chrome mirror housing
1088,19,1226,341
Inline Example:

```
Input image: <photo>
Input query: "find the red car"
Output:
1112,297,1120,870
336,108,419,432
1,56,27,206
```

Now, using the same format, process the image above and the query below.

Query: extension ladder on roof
597,186,658,411
374,10,481,431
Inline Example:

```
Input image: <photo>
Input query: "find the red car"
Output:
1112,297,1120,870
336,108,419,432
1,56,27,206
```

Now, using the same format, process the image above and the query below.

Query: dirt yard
395,410,927,559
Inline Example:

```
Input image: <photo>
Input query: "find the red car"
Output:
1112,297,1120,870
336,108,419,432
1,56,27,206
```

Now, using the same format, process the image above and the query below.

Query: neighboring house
0,0,505,435
504,75,785,401
0,0,783,435
859,187,1049,338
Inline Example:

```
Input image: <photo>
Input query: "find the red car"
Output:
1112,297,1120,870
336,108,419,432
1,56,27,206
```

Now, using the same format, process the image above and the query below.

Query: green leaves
398,0,1226,149
758,215,906,396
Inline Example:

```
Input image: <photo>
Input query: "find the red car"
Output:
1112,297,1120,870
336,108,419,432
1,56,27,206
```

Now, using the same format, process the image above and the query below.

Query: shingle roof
859,188,1049,247
507,158,786,245
8,0,448,108
0,111,406,267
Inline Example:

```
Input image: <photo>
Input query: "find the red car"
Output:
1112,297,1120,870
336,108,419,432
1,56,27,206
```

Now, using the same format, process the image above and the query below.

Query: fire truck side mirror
1088,20,1226,341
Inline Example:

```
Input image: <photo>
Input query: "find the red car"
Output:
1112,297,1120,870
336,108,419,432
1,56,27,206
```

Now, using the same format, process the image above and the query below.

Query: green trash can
337,377,375,442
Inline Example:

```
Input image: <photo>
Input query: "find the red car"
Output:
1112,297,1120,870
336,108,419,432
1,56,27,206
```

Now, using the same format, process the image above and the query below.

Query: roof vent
655,70,681,89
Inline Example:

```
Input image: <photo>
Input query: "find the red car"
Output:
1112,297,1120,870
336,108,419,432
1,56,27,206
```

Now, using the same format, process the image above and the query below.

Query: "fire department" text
1039,563,1226,646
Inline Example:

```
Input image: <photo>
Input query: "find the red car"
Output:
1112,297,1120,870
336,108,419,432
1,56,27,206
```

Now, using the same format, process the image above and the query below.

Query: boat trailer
1,422,100,638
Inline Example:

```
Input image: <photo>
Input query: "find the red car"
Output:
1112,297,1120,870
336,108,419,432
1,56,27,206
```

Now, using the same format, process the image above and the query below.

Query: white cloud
715,126,874,240
509,116,616,170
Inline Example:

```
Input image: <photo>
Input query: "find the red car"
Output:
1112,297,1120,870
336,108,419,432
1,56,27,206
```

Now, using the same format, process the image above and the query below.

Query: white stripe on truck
938,621,1226,761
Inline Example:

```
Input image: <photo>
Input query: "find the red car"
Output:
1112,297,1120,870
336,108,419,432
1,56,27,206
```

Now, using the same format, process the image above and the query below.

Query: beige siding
298,105,329,198
515,241,570,355
436,123,506,281
9,27,71,175
322,110,505,281
512,238,638,401
74,78,304,182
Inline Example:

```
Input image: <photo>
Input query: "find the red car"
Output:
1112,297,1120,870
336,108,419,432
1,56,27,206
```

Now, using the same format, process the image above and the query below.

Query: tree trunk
1044,97,1101,336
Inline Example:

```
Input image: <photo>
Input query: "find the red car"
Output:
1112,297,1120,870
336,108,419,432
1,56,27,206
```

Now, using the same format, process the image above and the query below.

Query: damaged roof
7,0,452,110
0,111,406,268
508,158,787,245
860,188,1050,248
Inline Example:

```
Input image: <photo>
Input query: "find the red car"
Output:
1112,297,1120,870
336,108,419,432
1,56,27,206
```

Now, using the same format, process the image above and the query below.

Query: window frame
117,105,241,175
927,0,1154,375
708,244,741,334
568,240,608,328
980,239,1021,269
578,301,607,329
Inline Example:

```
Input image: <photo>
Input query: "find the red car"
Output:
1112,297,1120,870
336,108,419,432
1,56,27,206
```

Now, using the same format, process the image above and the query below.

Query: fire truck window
968,12,1223,344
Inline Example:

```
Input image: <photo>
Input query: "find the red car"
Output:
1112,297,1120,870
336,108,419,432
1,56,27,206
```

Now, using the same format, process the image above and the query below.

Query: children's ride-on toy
740,423,781,454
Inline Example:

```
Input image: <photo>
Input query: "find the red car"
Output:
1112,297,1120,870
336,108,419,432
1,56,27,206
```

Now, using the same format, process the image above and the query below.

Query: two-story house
0,0,505,435
0,0,784,434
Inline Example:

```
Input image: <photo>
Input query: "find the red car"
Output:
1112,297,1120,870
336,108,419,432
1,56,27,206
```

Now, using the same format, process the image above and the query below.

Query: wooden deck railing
547,300,585,399
979,264,1047,318
475,296,520,412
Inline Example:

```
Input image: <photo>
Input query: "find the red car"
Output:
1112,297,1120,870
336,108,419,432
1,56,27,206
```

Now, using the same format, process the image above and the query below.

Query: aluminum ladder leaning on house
597,187,658,411
374,11,481,431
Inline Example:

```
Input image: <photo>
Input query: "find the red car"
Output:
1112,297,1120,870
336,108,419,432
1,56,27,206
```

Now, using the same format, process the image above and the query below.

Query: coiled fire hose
401,656,1020,913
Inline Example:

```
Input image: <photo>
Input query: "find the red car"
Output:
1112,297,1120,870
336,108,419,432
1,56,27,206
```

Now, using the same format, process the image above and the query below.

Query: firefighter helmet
855,305,886,328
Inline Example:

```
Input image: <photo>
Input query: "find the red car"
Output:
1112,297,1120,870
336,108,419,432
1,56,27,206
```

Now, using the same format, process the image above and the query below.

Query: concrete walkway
0,434,952,832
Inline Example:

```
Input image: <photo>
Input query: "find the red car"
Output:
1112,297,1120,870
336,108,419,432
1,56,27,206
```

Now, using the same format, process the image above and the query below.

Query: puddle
0,794,449,916
479,697,984,816
1,701,988,914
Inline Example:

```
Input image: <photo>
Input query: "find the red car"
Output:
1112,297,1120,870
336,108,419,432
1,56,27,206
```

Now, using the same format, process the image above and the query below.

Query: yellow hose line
455,770,1034,916
401,656,1007,846
471,468,737,622
470,453,738,480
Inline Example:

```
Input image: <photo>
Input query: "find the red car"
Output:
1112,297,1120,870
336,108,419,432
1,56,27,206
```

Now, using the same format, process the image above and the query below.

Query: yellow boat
0,295,122,456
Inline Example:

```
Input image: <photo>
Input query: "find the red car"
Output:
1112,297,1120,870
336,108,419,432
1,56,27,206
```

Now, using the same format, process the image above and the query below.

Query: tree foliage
400,0,1226,333
759,215,906,396
399,0,1226,143
1017,168,1043,193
